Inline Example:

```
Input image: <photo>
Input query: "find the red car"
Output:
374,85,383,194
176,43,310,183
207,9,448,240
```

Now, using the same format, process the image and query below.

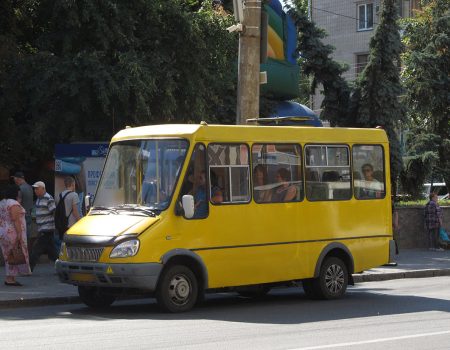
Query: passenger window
353,145,385,199
179,144,208,218
252,144,303,203
208,144,250,204
305,145,351,201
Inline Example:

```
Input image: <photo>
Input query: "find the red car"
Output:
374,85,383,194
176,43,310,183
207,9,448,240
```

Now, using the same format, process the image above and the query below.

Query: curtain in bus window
208,144,250,203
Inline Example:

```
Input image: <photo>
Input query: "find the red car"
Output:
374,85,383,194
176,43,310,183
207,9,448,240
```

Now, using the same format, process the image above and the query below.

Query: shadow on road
2,281,450,323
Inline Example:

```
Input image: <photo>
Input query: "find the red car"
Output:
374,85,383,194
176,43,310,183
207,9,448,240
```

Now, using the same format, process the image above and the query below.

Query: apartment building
310,0,420,114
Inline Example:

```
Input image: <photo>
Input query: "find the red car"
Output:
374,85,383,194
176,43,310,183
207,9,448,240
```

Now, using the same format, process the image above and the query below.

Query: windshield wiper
114,204,157,217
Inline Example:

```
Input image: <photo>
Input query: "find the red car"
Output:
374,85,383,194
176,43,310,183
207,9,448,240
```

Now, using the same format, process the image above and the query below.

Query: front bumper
55,259,163,291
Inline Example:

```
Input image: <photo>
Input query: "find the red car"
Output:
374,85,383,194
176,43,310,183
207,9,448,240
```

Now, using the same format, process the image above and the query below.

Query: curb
0,295,80,309
353,268,450,282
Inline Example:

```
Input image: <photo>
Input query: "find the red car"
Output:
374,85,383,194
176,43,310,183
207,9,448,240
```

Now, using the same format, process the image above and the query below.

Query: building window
356,54,369,76
358,3,374,30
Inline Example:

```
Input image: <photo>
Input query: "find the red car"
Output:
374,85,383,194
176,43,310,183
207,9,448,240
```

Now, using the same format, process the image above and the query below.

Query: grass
397,199,450,207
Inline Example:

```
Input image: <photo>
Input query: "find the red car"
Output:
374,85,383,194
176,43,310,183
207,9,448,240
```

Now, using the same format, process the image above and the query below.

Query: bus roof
112,123,389,144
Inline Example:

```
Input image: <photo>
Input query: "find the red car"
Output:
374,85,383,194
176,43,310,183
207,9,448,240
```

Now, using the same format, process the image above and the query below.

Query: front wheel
156,265,198,313
78,286,116,309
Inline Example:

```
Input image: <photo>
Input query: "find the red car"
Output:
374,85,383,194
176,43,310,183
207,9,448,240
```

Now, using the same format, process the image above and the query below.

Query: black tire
78,286,116,309
313,257,348,300
237,285,271,298
156,265,198,313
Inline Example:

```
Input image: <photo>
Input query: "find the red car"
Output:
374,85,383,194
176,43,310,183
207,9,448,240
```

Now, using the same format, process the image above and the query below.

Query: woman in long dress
0,184,31,286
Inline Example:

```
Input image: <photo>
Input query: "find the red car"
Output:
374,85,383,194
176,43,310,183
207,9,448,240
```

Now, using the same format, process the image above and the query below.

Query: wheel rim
168,273,191,306
325,263,345,294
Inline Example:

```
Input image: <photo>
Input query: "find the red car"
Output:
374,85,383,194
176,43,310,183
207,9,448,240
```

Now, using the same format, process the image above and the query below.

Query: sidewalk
1,249,450,308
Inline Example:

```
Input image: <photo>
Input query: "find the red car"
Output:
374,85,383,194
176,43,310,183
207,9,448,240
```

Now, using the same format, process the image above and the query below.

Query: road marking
290,330,450,350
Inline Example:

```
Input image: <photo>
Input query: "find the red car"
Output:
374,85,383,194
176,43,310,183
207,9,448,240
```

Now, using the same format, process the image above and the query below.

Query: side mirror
84,194,93,210
182,195,195,219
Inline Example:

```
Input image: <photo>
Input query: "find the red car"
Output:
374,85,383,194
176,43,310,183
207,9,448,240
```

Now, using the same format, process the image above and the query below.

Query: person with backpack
29,181,59,272
54,177,80,249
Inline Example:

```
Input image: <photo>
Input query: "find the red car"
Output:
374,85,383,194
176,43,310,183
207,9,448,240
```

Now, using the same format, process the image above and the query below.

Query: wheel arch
160,249,208,290
313,243,354,279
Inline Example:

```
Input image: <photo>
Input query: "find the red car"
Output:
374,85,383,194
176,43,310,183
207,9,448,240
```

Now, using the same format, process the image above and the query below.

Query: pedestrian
55,176,80,245
29,181,59,271
424,192,444,252
0,184,31,286
11,171,34,240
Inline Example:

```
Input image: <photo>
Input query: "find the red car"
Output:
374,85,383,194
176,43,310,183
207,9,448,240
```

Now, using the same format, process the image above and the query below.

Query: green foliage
350,0,406,192
287,3,351,125
0,0,238,167
400,131,440,199
402,0,450,194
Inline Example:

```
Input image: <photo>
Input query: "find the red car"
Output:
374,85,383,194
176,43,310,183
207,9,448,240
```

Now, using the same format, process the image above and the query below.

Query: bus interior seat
373,170,384,182
305,169,320,182
333,188,351,200
306,182,328,201
322,170,340,182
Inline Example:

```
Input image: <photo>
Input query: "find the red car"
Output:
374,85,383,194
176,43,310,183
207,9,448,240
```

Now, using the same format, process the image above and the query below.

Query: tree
400,132,440,199
402,0,450,193
349,0,406,194
0,0,238,168
287,1,351,125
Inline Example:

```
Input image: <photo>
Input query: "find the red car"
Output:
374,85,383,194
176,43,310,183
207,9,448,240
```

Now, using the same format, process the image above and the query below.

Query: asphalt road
2,277,450,350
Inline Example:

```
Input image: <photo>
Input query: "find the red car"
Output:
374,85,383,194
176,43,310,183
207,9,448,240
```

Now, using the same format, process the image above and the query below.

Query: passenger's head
361,163,374,180
196,170,206,186
276,168,290,183
11,171,26,185
32,181,46,197
430,193,438,202
1,184,20,201
64,176,76,190
253,165,267,185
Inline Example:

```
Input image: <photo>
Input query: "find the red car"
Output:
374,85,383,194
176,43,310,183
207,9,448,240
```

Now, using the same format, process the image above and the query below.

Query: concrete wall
396,206,450,249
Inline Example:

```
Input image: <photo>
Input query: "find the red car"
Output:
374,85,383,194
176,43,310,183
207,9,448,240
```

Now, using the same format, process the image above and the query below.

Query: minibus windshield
93,139,188,212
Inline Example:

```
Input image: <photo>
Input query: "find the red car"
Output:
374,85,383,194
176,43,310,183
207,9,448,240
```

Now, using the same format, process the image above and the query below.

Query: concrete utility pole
236,0,261,125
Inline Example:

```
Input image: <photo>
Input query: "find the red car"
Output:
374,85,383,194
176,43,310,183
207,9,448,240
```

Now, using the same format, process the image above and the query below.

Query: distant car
423,182,449,200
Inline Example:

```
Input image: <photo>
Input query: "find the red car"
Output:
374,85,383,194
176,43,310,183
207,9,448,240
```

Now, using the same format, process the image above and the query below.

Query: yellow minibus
56,123,395,312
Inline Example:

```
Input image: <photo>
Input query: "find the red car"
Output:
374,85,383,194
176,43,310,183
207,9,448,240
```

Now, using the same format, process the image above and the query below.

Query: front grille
67,247,104,262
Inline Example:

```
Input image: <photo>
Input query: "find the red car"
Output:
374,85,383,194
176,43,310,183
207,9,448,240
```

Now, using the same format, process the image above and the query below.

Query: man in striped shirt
29,181,59,271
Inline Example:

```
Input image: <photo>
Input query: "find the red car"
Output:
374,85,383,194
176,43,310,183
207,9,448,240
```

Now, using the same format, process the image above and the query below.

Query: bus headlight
110,239,140,258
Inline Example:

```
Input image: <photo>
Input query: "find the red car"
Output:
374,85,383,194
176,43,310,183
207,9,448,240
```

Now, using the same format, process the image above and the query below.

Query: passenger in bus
253,165,270,202
360,163,382,199
210,169,224,204
193,171,208,218
270,168,297,202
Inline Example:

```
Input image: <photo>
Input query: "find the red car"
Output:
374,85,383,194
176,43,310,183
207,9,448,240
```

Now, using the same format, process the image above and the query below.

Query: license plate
70,273,95,283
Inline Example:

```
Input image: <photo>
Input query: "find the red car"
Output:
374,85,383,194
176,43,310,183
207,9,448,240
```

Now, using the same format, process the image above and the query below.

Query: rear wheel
303,257,348,300
78,286,116,309
156,265,198,313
